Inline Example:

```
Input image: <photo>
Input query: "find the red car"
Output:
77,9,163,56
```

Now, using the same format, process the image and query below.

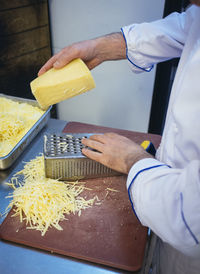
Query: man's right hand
38,32,126,76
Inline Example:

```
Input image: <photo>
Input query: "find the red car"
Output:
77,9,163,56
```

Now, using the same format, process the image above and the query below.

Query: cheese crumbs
0,97,44,157
5,155,97,236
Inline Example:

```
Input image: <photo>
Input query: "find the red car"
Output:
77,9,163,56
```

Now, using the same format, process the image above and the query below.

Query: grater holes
45,133,92,157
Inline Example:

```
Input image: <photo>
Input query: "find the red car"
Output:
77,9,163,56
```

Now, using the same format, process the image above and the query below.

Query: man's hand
81,133,154,174
38,32,126,76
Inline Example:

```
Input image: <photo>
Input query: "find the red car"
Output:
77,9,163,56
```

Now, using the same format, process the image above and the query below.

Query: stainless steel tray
0,93,52,170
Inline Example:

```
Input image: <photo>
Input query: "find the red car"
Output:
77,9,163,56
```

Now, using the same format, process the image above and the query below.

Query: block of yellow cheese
30,58,95,110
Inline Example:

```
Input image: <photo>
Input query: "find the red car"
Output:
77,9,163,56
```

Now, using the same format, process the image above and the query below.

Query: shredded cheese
57,142,68,152
5,155,97,236
106,187,119,193
0,97,44,157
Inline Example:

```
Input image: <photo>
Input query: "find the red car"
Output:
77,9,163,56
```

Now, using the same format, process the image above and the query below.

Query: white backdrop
49,0,165,132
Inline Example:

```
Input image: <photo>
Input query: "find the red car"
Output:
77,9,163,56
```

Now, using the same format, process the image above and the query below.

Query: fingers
82,133,122,149
37,45,80,76
81,135,104,163
38,39,99,76
52,46,80,69
90,132,120,141
82,135,105,152
81,148,102,163
38,53,61,76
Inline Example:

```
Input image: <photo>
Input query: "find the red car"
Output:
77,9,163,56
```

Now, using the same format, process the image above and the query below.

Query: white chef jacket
121,4,200,274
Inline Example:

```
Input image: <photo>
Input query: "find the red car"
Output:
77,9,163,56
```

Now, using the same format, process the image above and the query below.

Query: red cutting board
0,121,161,272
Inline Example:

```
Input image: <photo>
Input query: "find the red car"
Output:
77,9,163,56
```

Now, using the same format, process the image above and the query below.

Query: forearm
93,32,126,62
38,32,126,75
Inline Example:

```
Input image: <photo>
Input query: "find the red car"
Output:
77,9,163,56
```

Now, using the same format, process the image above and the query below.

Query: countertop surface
0,118,144,274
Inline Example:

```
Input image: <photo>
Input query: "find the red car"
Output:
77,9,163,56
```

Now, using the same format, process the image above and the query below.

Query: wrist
126,151,154,174
94,32,126,62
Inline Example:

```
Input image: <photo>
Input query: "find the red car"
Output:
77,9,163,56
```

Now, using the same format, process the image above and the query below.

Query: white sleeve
121,5,195,73
127,158,200,257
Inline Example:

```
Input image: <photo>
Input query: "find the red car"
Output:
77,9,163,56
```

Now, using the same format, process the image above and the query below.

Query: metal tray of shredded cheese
0,93,52,170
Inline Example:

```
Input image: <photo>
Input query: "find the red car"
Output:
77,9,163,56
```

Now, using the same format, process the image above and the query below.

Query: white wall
49,0,164,132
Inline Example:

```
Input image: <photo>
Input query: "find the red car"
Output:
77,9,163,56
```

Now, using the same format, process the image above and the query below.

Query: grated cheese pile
0,97,45,157
5,155,97,236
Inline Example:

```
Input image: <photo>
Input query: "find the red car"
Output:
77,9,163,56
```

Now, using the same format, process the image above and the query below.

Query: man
38,1,200,273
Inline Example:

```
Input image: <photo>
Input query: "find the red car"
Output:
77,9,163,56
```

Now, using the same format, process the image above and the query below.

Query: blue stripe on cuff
121,27,154,72
128,164,168,220
180,192,199,244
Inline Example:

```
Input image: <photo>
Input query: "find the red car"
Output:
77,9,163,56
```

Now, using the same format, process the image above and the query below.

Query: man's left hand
81,133,154,174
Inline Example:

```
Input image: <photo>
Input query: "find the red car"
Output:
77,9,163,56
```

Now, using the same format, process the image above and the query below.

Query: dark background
0,0,57,117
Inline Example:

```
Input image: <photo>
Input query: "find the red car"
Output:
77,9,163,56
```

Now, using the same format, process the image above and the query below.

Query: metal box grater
44,133,121,180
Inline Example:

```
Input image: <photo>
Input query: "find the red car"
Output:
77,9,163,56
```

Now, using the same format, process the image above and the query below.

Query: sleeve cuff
121,26,154,73
127,158,166,188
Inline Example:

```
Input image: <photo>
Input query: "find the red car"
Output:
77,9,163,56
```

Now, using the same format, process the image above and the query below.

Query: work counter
0,118,151,274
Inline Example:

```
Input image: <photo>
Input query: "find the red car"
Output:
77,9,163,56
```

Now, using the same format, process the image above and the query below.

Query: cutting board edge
0,235,144,272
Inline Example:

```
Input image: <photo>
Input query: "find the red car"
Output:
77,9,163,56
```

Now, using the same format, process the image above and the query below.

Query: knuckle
69,44,80,56
105,132,118,138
